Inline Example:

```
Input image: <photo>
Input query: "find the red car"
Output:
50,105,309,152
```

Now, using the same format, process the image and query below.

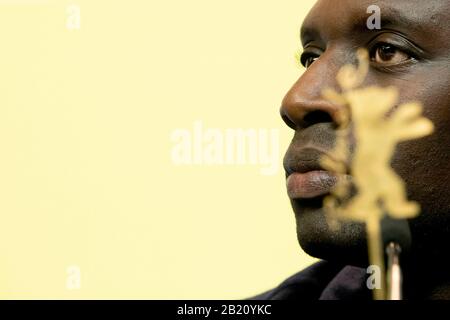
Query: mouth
284,147,350,200
286,170,340,199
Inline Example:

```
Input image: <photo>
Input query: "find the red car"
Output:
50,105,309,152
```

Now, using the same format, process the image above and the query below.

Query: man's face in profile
281,0,450,267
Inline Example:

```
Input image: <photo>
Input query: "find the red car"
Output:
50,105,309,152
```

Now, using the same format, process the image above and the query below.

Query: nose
280,51,343,130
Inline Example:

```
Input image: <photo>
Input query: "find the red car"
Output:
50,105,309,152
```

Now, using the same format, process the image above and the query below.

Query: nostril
303,110,333,127
281,113,297,130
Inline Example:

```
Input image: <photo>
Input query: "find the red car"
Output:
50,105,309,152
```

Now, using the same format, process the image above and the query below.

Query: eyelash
298,50,320,69
298,41,419,70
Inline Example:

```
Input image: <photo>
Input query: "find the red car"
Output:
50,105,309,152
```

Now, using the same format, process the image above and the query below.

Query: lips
284,146,350,200
286,170,339,199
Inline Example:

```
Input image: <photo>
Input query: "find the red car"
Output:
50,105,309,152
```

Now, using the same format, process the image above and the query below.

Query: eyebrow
300,4,427,46
359,7,424,35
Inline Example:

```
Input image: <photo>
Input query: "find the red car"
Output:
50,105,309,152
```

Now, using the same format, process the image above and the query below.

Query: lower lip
286,171,340,199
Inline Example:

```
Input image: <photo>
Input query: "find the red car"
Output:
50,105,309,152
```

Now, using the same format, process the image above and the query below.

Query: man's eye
370,43,411,65
301,54,319,68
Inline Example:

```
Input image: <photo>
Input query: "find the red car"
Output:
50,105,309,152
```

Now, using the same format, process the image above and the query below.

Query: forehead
301,0,450,45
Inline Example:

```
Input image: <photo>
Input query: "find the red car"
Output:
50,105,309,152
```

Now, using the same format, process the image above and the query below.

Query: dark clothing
249,261,372,300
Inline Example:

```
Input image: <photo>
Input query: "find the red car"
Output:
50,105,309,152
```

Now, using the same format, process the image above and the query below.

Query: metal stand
386,242,403,300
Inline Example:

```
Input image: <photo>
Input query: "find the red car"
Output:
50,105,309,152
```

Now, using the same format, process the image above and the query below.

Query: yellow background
0,0,317,299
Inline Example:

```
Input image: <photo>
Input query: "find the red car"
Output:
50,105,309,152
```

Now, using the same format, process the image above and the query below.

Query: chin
291,198,369,267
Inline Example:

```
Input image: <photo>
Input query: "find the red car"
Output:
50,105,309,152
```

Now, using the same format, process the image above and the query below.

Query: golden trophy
320,49,434,300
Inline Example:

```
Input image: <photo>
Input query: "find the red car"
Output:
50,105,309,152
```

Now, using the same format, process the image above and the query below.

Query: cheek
390,75,450,214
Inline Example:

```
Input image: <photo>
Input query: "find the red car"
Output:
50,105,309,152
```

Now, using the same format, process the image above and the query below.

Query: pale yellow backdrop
0,0,317,299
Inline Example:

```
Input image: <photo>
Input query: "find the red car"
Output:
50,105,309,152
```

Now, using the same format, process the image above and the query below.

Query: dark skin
281,0,450,299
